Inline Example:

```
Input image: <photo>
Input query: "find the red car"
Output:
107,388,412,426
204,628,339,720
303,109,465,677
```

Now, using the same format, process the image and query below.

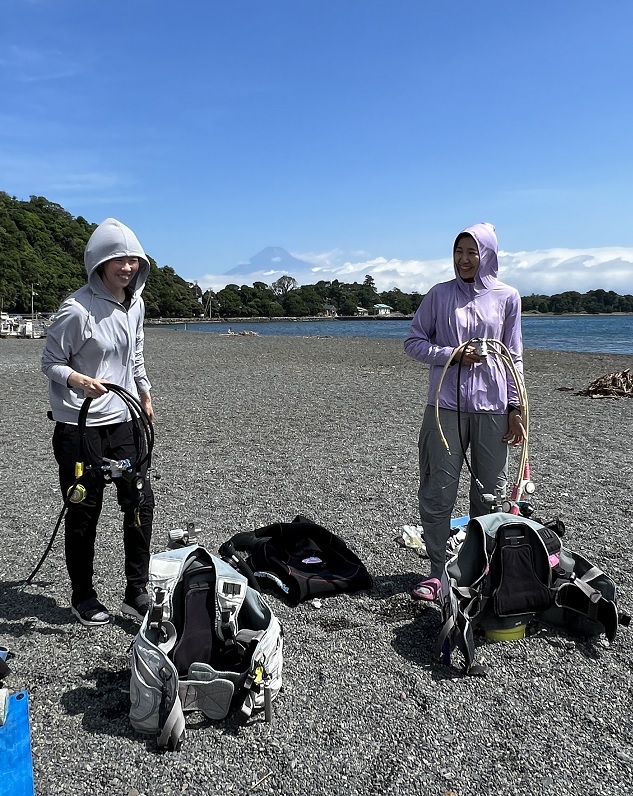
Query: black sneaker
122,590,150,621
71,596,112,627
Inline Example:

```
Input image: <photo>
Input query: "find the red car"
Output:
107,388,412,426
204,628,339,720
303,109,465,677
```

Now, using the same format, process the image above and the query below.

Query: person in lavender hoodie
404,223,525,601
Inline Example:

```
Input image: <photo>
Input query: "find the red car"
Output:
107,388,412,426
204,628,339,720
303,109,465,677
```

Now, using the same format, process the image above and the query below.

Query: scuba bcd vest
438,512,624,673
129,541,283,749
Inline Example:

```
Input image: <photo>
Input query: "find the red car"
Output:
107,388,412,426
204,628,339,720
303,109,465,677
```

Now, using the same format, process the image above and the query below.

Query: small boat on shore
0,315,47,339
0,314,19,338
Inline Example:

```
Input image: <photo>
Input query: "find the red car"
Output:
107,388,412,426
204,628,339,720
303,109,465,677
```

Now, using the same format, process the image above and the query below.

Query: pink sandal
411,577,441,602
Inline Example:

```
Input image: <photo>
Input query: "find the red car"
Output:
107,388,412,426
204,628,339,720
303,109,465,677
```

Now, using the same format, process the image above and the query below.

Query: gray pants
418,405,509,578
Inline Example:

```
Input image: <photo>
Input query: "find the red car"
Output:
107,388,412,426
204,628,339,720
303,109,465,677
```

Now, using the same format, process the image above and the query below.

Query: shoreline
143,316,633,357
145,311,633,325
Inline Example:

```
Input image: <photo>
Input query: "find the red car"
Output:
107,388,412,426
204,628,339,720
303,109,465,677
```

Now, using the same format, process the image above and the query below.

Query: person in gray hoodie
42,218,155,626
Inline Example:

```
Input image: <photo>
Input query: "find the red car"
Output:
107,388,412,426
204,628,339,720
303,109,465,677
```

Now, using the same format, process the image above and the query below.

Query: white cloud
0,153,140,206
292,248,345,268
192,246,633,297
498,248,633,296
0,45,80,81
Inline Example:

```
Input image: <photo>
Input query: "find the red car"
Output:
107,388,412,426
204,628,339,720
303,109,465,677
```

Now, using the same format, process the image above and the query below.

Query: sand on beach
1,330,632,795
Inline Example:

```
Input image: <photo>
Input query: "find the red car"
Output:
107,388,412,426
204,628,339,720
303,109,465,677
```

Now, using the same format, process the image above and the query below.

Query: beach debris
222,329,260,337
446,528,467,555
398,525,428,556
247,771,273,792
398,525,466,557
575,368,633,399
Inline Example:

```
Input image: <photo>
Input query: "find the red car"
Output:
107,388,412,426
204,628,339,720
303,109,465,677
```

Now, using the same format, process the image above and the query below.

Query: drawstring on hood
85,218,151,298
453,222,498,294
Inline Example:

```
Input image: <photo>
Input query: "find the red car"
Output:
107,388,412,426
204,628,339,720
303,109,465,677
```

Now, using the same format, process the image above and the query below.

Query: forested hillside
0,193,201,317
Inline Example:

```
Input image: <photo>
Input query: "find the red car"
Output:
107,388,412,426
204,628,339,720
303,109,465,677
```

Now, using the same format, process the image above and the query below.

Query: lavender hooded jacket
41,218,152,425
404,223,523,413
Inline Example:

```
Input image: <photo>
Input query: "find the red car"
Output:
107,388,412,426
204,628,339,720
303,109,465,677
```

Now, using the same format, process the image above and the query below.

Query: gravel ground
1,329,632,796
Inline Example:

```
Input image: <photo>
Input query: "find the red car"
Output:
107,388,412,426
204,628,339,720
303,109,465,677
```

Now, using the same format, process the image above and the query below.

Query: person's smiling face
101,256,140,297
454,234,480,282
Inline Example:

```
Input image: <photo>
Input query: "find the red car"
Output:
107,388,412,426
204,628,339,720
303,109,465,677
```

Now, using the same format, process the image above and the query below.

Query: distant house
373,303,393,316
322,303,338,317
356,306,369,316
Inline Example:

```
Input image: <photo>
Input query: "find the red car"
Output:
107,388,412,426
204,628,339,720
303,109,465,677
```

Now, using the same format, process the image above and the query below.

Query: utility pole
31,283,38,338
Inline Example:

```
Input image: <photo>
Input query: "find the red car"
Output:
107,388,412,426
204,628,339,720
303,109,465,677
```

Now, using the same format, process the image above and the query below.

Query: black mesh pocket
171,570,252,677
494,544,552,617
172,583,215,676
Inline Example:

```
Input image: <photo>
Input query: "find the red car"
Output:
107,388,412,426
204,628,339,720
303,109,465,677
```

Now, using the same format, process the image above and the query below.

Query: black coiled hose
24,384,154,586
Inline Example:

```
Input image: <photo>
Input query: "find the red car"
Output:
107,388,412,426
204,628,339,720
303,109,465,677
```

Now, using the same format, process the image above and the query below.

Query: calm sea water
159,315,633,355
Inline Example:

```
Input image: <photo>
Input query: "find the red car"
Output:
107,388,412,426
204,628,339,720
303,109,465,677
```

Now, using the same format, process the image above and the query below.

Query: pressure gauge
523,480,536,495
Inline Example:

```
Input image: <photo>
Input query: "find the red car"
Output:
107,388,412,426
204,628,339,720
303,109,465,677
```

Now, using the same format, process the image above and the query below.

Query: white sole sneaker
121,594,150,621
71,600,112,627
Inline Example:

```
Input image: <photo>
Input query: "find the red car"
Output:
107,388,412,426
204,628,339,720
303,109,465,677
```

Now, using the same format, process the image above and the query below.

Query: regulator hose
23,384,154,586
434,337,531,512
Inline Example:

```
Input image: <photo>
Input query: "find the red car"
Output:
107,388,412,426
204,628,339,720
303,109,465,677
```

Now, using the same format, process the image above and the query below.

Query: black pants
52,420,154,604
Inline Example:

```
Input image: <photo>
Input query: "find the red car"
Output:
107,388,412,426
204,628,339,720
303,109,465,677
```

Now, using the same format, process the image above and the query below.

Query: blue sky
2,0,633,296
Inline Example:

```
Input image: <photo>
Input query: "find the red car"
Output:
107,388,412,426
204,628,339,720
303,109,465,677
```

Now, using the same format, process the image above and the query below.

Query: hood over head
453,222,498,292
84,218,151,296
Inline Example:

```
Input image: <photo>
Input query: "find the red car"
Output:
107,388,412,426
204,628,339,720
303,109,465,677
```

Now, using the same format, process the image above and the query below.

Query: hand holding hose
503,409,527,447
67,371,109,399
452,345,483,366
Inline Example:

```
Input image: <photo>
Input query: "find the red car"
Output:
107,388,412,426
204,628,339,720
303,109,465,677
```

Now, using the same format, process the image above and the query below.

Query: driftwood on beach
576,368,633,398
0,332,631,796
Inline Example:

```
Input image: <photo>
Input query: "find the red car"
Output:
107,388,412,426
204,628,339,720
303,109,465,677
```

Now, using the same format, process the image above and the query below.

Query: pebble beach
1,328,632,796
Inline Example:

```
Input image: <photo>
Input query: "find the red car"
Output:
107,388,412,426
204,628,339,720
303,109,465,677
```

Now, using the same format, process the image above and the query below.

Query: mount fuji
223,247,314,280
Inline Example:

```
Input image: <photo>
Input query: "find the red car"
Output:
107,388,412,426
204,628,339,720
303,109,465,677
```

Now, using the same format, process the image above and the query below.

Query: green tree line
2,192,632,318
208,279,633,318
0,192,201,317
521,290,633,314
208,274,424,318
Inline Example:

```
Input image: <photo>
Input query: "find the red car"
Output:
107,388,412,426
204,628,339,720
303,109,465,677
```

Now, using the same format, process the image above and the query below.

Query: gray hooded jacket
41,218,152,425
